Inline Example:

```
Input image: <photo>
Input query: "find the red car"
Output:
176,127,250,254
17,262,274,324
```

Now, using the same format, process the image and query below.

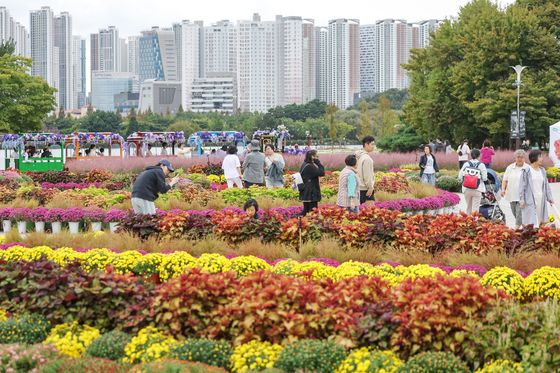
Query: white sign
549,123,560,167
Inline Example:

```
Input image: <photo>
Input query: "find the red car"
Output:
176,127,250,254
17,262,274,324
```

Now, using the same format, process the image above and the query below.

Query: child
243,199,260,219
337,154,360,213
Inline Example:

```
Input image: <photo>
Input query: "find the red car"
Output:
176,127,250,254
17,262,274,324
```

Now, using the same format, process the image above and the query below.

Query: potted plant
83,208,106,232
105,209,128,233
0,208,12,233
60,208,85,234
45,208,64,234
10,208,29,235
29,207,49,233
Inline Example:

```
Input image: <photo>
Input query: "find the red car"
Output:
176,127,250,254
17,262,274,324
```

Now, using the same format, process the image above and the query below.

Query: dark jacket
132,166,171,202
419,154,439,176
299,160,325,202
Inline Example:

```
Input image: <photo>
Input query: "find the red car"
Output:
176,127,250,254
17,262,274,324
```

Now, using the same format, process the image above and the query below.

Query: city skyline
1,0,515,38
0,1,516,114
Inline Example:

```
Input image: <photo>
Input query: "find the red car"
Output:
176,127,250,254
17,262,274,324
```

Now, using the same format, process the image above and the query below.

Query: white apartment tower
417,19,441,48
181,20,202,110
328,19,360,109
127,36,140,75
237,14,279,112
72,36,86,108
0,7,9,42
54,12,73,110
315,26,328,102
375,19,411,92
360,24,377,97
120,38,128,72
30,7,55,86
203,20,237,76
98,26,121,72
172,23,182,81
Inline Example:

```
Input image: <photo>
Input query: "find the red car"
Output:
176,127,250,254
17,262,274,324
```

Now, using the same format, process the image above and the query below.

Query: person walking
177,143,192,158
419,145,439,185
131,159,179,215
222,145,243,189
519,150,554,227
480,140,495,168
501,150,529,229
356,136,375,204
242,140,266,188
264,144,286,188
299,149,325,216
457,139,470,169
337,154,360,213
459,148,488,215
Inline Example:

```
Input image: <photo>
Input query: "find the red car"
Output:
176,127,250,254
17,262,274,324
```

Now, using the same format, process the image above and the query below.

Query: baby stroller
479,168,505,223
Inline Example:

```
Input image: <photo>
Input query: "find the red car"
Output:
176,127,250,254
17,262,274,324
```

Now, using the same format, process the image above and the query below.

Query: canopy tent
550,121,560,167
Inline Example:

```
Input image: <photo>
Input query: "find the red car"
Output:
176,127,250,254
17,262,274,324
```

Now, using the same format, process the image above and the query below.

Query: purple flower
9,208,29,221
59,208,85,222
104,209,128,223
454,264,488,276
28,207,49,222
303,257,341,267
0,208,12,221
82,208,106,222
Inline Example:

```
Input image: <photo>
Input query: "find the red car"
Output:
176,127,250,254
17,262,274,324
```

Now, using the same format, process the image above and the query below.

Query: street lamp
511,65,527,149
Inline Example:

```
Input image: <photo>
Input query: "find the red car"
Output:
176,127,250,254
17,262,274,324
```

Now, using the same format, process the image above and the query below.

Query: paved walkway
456,183,560,228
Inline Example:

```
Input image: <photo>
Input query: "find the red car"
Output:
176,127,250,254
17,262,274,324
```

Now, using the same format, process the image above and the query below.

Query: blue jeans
421,173,436,185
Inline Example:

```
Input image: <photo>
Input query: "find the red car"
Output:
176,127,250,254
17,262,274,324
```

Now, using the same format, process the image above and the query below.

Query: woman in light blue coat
519,150,554,226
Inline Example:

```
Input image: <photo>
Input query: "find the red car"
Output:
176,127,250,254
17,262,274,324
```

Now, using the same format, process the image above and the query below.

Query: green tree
0,40,56,133
359,100,372,139
326,104,338,142
79,111,123,133
377,126,424,152
404,0,560,146
374,97,399,139
125,108,140,136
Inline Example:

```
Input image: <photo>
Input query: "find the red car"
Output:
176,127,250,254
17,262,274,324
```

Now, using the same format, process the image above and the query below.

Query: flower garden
1,160,560,372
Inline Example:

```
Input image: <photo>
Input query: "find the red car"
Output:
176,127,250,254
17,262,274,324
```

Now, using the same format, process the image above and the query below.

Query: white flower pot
17,221,27,235
109,222,119,233
68,221,80,234
51,222,62,234
2,220,11,233
91,222,102,232
35,221,45,233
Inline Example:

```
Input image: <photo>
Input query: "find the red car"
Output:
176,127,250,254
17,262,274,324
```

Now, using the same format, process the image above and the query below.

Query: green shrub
129,359,228,373
274,339,346,373
169,338,232,368
40,357,127,373
397,352,469,372
86,330,132,361
436,175,461,192
377,126,424,152
465,300,560,371
0,313,51,344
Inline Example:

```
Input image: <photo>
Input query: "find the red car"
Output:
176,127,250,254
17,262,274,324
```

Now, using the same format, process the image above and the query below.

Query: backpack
462,161,482,189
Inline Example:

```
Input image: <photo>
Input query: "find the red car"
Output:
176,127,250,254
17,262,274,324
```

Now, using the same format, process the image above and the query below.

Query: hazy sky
5,0,515,38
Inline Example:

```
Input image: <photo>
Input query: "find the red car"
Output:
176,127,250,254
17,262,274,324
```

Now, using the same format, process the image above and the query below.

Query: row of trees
44,95,407,145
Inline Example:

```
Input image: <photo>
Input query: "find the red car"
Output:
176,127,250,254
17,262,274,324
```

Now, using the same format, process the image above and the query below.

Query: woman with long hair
299,150,325,216
419,145,439,185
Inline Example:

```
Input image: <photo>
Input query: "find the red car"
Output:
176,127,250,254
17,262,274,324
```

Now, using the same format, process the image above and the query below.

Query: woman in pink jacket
480,140,495,169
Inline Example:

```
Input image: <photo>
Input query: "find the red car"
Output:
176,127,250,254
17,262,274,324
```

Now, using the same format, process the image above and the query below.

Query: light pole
511,65,527,149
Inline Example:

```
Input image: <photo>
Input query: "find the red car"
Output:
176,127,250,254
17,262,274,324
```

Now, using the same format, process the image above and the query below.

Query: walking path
456,182,560,228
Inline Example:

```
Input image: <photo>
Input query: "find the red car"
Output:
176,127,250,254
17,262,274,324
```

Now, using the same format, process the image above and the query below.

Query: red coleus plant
390,275,507,359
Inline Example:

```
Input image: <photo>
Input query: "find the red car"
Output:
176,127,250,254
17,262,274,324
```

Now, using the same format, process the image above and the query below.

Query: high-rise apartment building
90,26,122,73
314,26,328,102
1,7,29,57
72,36,86,108
276,16,308,106
127,36,140,75
192,73,236,114
172,23,182,81
54,12,73,110
374,19,409,92
360,24,376,98
302,19,316,103
30,7,54,86
91,71,138,111
181,20,202,110
417,19,441,48
203,20,237,76
138,27,178,82
120,38,128,72
237,14,279,112
328,19,360,109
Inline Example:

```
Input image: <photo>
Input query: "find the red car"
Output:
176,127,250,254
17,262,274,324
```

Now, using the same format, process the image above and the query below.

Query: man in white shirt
457,139,471,170
501,150,529,228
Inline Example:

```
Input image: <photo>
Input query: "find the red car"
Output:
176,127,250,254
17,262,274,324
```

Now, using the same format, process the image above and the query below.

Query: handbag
292,164,310,192
550,202,560,229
